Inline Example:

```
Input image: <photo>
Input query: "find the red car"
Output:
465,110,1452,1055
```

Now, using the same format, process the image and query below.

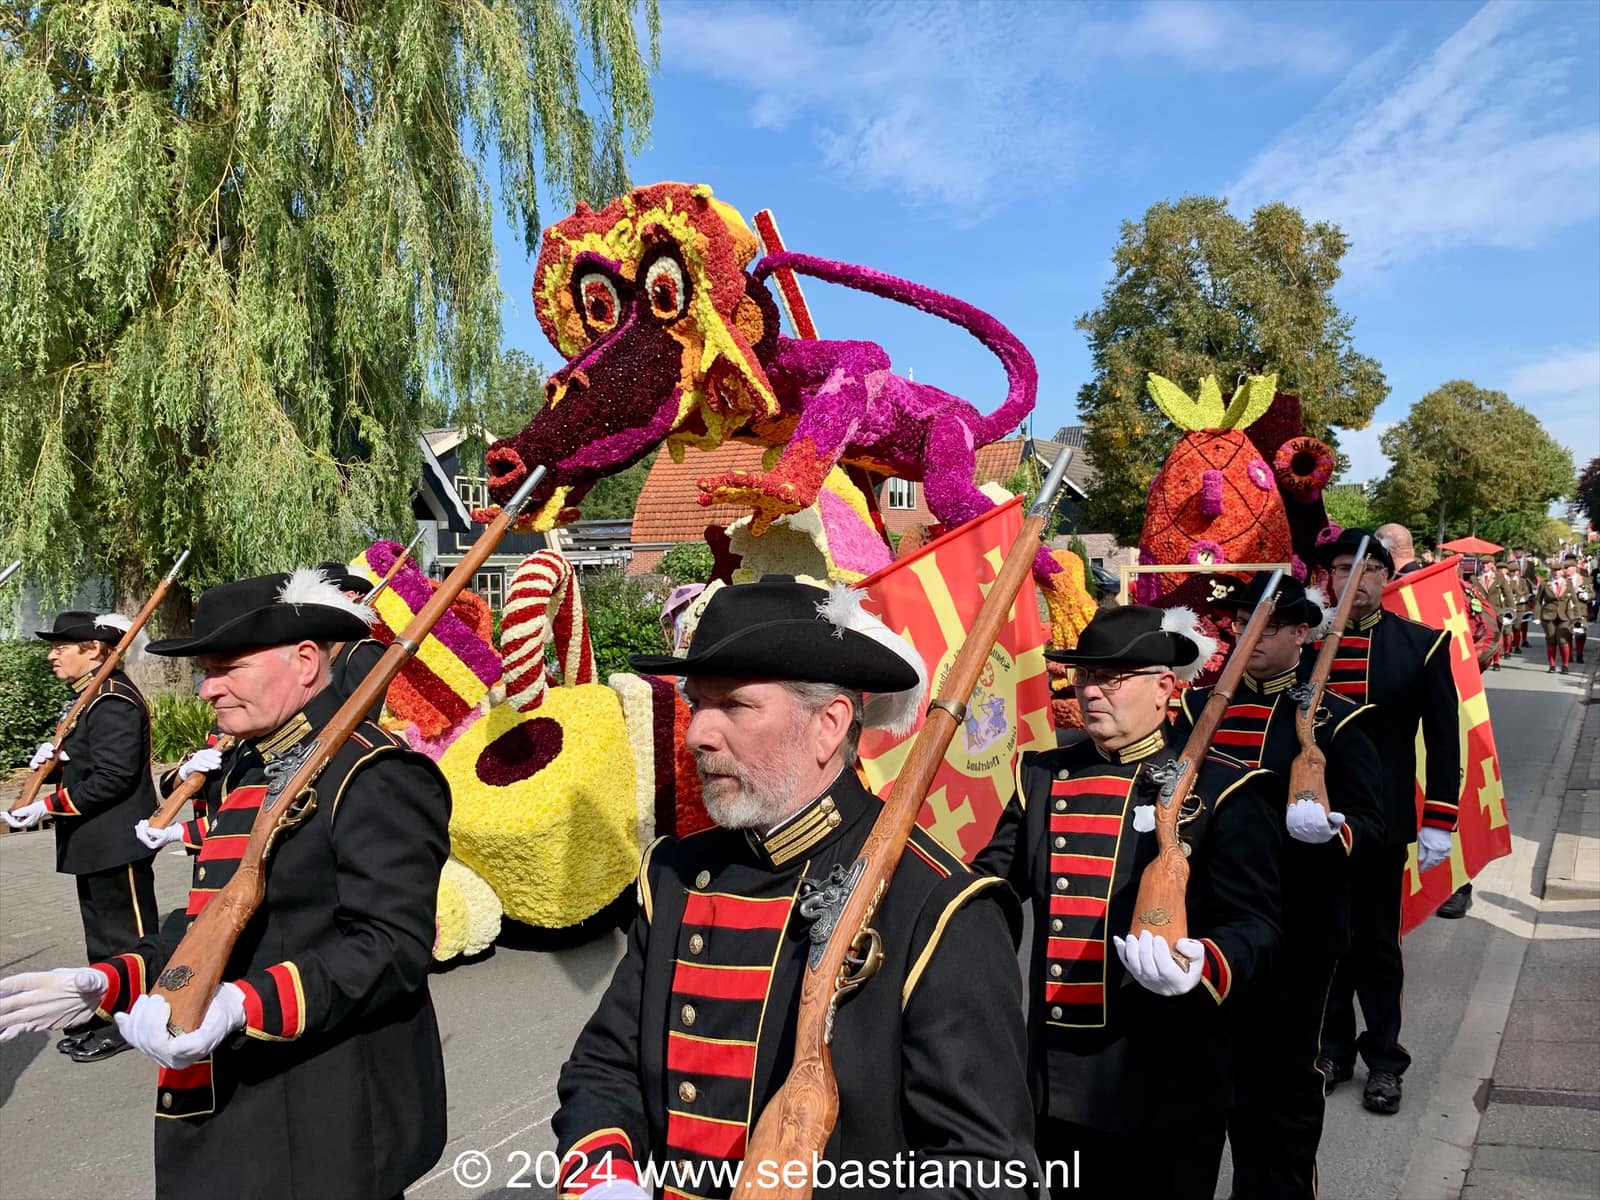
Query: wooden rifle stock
1126,569,1284,966
145,530,423,833
732,453,1072,1200
1287,536,1370,815
10,550,190,813
151,470,545,1034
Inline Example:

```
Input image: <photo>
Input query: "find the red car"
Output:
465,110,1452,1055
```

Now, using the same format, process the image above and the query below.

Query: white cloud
1229,1,1600,276
661,2,1349,215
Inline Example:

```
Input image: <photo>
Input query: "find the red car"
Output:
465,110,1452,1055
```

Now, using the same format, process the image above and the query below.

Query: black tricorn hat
36,610,127,645
316,560,370,594
1311,527,1395,575
1045,605,1215,682
1213,574,1325,628
629,575,922,701
147,570,374,658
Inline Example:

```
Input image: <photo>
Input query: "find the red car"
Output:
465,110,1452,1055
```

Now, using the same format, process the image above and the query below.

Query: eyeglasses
1074,667,1165,693
1331,558,1387,579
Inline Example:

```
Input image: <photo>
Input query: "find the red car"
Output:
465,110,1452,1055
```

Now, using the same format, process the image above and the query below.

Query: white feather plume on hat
1306,584,1334,640
279,567,377,626
92,613,147,664
815,584,929,737
1159,606,1218,683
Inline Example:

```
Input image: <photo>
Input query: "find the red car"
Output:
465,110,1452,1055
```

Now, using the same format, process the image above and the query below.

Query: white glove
1112,930,1205,997
2,800,48,830
134,819,185,850
27,741,65,770
0,968,107,1041
1286,798,1346,845
115,985,245,1070
1501,615,1513,626
177,746,223,782
584,1181,650,1200
1417,826,1453,872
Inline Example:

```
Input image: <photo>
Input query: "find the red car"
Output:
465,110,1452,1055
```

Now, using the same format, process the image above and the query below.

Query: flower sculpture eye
577,272,621,333
1188,539,1226,566
1246,458,1274,492
643,255,689,321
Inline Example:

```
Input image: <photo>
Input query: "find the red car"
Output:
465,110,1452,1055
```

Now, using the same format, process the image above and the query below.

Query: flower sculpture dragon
474,181,1086,635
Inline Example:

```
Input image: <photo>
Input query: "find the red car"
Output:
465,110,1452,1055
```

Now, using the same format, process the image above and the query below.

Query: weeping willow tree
0,1,657,624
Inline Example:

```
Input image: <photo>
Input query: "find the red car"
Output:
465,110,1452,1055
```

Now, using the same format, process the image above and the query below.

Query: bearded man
551,576,1041,1199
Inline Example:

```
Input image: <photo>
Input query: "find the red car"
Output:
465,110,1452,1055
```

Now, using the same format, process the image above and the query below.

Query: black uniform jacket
89,685,451,1200
39,669,159,876
1305,610,1460,844
553,767,1041,1200
1176,669,1384,945
333,636,386,723
975,724,1281,1133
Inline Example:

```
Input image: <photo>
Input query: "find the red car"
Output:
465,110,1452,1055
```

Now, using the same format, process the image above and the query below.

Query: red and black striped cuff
1338,822,1354,856
180,819,206,851
42,787,78,817
559,1128,638,1195
235,962,306,1041
1197,938,1231,1005
91,953,149,1018
1421,802,1459,832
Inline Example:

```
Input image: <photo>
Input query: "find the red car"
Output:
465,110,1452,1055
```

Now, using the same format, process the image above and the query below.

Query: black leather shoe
1363,1070,1402,1114
69,1029,131,1063
55,1028,94,1054
1317,1056,1354,1094
1436,889,1473,919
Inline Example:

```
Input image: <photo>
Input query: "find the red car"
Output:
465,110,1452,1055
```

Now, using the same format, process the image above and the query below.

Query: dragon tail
752,251,1038,443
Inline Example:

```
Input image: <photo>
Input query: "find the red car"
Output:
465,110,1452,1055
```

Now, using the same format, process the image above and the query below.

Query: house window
455,475,488,510
473,570,504,611
1091,557,1105,569
885,477,916,510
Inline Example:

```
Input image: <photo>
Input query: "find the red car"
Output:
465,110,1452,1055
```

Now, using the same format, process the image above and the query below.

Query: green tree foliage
148,692,218,763
1374,382,1573,544
0,640,70,768
1,1,658,616
1576,456,1600,528
1321,483,1374,531
1075,197,1387,542
582,566,666,677
658,541,715,584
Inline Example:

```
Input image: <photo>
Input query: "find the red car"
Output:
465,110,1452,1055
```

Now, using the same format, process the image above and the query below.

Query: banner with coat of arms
1385,558,1512,931
856,496,1054,862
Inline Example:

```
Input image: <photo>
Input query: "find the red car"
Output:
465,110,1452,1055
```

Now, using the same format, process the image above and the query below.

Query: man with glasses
977,606,1282,1199
1308,529,1461,1115
1177,576,1384,1199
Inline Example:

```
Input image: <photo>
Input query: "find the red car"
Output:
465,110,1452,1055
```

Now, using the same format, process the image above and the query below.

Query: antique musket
732,450,1072,1200
152,468,545,1033
1126,568,1284,968
1286,535,1370,816
9,551,191,813
0,560,21,589
145,529,426,832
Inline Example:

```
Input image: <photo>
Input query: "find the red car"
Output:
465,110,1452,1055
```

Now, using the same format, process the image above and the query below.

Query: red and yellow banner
856,497,1053,862
1386,558,1511,931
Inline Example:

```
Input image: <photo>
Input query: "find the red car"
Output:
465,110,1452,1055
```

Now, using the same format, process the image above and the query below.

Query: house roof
630,443,772,542
1045,427,1096,492
416,434,473,527
422,426,500,458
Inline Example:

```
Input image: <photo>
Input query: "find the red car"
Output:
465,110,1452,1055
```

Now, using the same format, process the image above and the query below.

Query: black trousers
1229,943,1340,1199
75,860,158,961
1037,1116,1226,1200
1320,843,1411,1076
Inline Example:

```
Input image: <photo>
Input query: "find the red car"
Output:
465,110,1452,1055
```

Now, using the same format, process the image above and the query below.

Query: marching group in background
0,525,1595,1199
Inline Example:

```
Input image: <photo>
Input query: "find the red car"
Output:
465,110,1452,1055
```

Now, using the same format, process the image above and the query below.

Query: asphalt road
0,637,1587,1200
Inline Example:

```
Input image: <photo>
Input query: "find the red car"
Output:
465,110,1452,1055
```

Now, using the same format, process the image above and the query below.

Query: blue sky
491,0,1600,490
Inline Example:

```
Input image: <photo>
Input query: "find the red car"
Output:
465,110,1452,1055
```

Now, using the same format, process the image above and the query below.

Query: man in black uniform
553,577,1041,1199
977,605,1283,1200
2,611,160,1062
1177,576,1385,1199
0,569,451,1200
1309,529,1461,1115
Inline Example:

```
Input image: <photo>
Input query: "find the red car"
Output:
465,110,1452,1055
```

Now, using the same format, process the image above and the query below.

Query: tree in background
1577,456,1600,530
1075,197,1387,542
657,542,715,584
1,1,658,624
1321,483,1375,531
1374,382,1573,544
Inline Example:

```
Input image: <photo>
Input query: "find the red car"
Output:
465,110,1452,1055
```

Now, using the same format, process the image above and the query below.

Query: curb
1541,658,1599,901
